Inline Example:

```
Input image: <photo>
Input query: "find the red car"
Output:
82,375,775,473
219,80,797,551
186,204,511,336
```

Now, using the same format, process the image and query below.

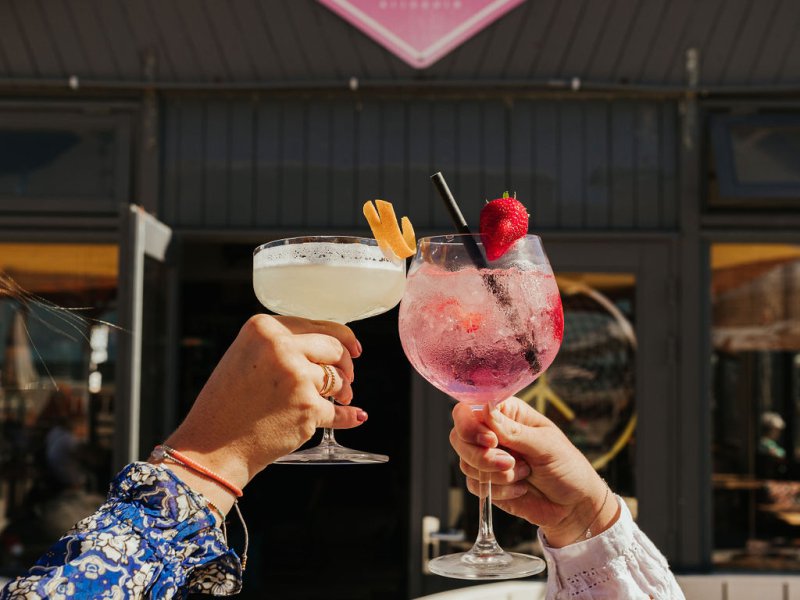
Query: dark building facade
1,1,800,598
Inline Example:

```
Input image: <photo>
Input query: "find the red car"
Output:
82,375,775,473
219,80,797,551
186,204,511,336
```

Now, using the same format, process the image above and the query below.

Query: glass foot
273,442,389,465
428,551,545,580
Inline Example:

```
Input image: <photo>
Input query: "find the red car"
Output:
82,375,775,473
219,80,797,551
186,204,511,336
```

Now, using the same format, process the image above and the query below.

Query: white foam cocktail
253,236,406,464
254,242,406,324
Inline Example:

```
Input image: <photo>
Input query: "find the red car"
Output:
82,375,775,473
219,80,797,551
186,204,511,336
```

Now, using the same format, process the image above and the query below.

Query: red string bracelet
151,445,244,498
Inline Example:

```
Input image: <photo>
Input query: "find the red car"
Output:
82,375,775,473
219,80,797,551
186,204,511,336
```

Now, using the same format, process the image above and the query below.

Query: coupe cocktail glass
399,234,563,578
253,236,406,464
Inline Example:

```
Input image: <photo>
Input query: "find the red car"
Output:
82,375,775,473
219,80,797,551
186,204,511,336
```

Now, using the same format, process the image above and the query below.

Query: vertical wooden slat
534,102,559,228
406,101,433,230
204,100,229,227
635,104,661,229
381,101,407,216
177,102,205,227
660,104,679,228
254,100,281,228
456,102,482,224
610,102,636,228
280,101,306,227
161,101,182,225
228,99,255,228
159,97,682,234
355,102,381,224
482,102,507,199
331,101,357,229
584,102,610,229
508,101,534,222
430,102,458,229
306,102,332,227
559,103,583,228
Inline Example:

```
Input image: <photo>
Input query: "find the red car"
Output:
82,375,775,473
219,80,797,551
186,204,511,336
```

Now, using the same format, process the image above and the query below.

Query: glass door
0,242,119,577
409,239,676,597
0,205,173,581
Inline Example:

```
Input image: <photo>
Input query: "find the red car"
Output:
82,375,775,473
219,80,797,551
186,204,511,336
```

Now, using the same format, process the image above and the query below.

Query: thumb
482,403,554,462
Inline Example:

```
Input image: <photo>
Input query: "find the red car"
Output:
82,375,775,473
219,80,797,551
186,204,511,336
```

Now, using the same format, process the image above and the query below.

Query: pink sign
318,0,526,69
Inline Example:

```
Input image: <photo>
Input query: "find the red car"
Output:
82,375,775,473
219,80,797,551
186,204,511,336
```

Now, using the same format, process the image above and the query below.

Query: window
711,243,800,570
710,114,800,208
0,112,130,213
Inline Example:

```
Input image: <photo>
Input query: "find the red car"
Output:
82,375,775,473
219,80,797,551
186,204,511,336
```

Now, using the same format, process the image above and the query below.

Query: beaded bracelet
152,445,243,498
150,444,249,570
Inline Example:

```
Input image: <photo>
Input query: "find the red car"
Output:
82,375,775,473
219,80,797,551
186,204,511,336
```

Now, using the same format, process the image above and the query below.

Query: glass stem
320,397,338,447
471,469,503,556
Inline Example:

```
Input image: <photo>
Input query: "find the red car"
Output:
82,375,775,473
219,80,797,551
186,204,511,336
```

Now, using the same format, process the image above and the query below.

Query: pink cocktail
399,234,563,579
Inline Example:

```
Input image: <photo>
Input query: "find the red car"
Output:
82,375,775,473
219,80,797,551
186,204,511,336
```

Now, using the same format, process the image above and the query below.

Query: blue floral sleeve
0,462,242,599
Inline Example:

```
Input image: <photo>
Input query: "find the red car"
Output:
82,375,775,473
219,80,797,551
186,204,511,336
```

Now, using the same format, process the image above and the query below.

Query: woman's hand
161,315,366,512
450,397,618,548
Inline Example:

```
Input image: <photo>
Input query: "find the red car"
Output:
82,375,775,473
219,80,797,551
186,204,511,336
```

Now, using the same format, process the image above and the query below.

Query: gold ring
319,364,336,397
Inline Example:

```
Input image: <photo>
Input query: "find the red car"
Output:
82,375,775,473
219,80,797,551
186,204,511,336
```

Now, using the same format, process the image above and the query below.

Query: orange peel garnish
362,200,416,259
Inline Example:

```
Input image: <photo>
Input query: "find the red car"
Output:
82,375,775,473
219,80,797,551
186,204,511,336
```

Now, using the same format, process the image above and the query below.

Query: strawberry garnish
479,191,529,261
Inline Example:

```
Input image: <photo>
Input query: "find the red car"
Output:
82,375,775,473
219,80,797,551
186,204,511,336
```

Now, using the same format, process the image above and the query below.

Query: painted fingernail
356,340,363,355
356,409,368,422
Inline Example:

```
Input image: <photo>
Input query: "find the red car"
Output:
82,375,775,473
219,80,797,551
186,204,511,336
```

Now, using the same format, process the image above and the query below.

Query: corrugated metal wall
160,97,679,232
2,0,799,87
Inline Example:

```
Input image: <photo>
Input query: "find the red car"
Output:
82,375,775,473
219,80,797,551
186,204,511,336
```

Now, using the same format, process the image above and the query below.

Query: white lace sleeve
538,496,685,600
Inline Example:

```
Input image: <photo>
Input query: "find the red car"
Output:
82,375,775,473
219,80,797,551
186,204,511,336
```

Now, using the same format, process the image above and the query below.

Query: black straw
430,172,488,268
429,171,541,374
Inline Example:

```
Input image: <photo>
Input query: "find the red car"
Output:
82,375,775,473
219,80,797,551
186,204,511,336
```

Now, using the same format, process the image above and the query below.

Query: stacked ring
319,364,336,397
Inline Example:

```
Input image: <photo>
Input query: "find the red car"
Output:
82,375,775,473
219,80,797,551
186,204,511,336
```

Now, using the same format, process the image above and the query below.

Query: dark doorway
179,241,411,600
